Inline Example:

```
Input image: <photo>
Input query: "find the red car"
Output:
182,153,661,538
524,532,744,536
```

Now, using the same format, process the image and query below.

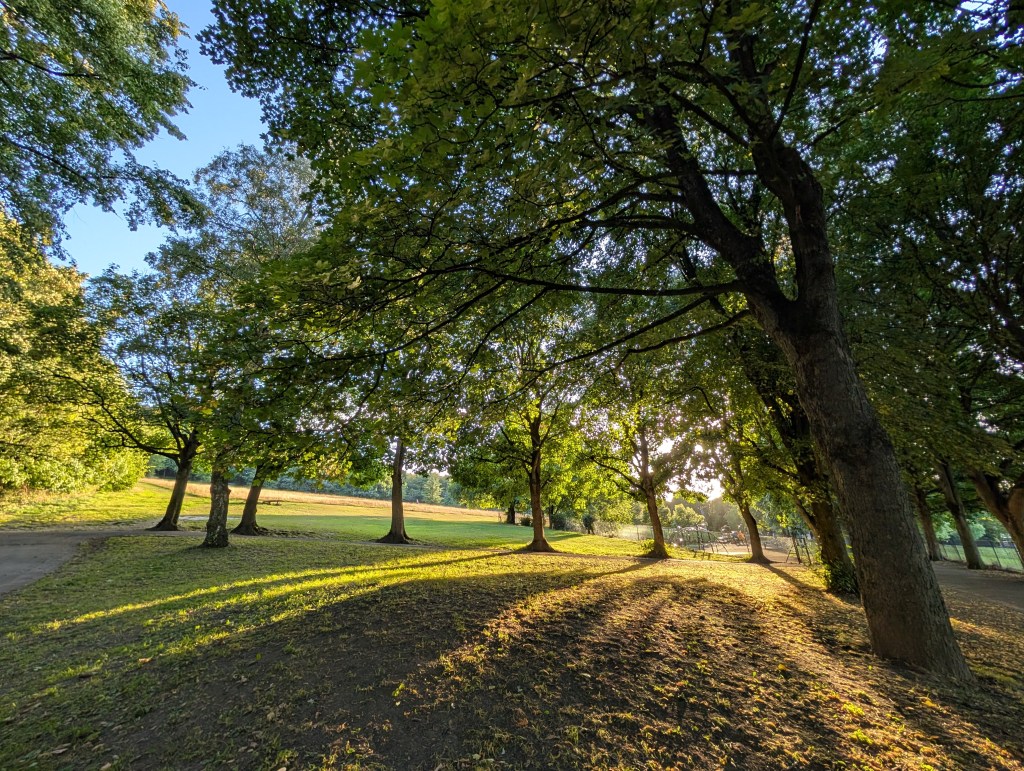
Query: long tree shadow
3,551,1022,771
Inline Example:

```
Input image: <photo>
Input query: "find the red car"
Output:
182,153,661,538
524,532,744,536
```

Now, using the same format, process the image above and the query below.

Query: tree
911,483,943,563
146,146,332,537
203,0,994,677
726,328,858,592
0,215,146,492
422,472,443,505
86,269,215,529
582,354,695,559
0,0,197,240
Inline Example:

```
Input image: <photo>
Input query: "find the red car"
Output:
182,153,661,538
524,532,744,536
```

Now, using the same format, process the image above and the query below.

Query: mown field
1,484,1022,770
0,480,663,558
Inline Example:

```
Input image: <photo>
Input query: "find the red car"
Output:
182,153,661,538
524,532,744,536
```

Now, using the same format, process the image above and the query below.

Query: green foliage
421,472,444,504
814,560,860,597
0,216,146,493
0,0,197,238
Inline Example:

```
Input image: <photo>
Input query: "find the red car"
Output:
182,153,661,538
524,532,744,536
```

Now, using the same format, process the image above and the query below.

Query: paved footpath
2,530,1023,616
932,560,1024,613
0,528,197,596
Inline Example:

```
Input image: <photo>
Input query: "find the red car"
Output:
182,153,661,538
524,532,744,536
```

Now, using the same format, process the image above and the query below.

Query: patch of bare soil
94,561,1024,770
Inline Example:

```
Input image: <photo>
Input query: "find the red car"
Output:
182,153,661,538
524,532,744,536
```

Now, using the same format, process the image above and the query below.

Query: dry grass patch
144,478,500,521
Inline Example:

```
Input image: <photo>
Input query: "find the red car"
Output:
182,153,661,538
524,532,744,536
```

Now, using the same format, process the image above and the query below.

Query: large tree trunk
149,438,199,531
525,415,553,552
379,437,412,544
913,485,943,562
233,474,268,536
656,107,969,676
734,332,857,591
737,499,767,564
937,463,982,569
968,468,1024,562
505,498,517,525
752,292,969,677
642,480,670,559
203,468,230,548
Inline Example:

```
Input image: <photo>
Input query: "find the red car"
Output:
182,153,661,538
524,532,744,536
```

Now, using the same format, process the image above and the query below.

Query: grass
939,543,1023,572
0,482,200,530
0,480,712,559
0,535,1022,770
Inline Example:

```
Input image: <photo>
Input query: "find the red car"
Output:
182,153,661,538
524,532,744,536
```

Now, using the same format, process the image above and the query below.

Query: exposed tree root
232,523,270,536
378,530,414,545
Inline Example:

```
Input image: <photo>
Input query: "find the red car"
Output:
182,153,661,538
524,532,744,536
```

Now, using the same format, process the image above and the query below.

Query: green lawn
939,543,1023,572
0,536,1022,770
0,480,702,559
0,482,210,530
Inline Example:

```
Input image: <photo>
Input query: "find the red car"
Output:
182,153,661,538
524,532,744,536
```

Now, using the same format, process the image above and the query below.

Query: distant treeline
148,456,465,508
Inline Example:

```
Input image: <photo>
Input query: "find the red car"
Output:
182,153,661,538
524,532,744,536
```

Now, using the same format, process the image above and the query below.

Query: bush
521,515,532,527
550,511,572,530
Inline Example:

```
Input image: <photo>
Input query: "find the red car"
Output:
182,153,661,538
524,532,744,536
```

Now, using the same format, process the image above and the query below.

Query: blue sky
62,0,265,277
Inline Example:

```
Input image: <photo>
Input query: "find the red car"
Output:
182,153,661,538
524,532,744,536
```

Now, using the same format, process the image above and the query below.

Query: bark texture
643,88,967,675
737,136,967,678
968,468,1024,562
149,438,198,531
735,333,857,592
799,497,858,595
937,463,982,569
203,469,230,548
913,485,943,562
232,478,268,536
738,500,767,564
525,414,553,552
765,306,967,675
379,438,412,544
638,431,669,559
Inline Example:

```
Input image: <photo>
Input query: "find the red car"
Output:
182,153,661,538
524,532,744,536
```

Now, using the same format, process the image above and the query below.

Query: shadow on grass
3,545,1023,771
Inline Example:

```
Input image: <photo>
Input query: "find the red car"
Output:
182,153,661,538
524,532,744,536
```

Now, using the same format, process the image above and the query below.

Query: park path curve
0,528,196,597
931,560,1024,613
2,529,1023,615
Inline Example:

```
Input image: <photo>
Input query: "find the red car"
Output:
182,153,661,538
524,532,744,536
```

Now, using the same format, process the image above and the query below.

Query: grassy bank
0,535,1022,770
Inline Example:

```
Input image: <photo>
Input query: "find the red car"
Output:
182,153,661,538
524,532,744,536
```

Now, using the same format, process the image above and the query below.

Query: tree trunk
794,495,859,595
642,480,670,559
755,305,969,676
637,432,668,558
737,500,767,564
968,468,1024,562
735,337,857,591
913,485,942,562
379,437,412,544
656,94,968,674
525,415,553,552
233,475,268,536
937,463,983,569
505,498,517,525
203,468,230,548
149,440,198,531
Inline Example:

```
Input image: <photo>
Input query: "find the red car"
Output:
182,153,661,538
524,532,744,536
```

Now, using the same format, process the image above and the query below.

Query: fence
939,538,1023,573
